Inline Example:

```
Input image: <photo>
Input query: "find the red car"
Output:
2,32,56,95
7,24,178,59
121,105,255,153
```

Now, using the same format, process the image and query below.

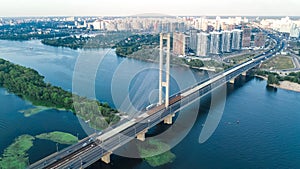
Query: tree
267,74,280,85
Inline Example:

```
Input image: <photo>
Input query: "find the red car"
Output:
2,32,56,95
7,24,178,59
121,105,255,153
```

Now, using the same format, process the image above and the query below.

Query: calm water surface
0,40,299,168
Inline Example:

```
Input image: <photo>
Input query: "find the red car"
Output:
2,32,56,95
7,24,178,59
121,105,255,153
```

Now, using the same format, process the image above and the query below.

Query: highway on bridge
28,33,284,169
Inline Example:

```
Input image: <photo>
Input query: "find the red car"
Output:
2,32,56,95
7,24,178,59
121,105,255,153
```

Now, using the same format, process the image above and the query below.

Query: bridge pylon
101,152,112,164
159,33,171,108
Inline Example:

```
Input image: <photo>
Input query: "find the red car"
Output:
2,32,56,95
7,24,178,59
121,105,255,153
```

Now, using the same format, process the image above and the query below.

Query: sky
0,0,299,17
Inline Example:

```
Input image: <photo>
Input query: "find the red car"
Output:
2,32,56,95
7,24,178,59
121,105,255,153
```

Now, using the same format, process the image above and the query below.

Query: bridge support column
242,71,247,76
229,78,235,84
159,33,171,108
101,152,112,164
164,114,174,125
137,129,148,141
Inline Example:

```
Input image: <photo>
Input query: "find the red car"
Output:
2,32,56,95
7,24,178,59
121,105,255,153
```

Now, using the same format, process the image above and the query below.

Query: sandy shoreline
255,75,300,93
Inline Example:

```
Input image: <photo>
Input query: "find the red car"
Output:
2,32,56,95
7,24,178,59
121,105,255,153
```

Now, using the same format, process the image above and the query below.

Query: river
0,40,299,169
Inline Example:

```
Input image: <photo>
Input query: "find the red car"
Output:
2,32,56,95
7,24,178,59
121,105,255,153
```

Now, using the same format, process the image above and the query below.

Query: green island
36,131,78,145
0,58,120,130
19,106,52,117
138,139,176,167
0,135,34,169
41,31,133,50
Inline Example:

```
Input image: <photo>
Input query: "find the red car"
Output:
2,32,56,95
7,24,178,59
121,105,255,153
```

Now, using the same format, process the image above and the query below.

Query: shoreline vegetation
138,139,176,167
42,33,229,71
0,58,120,130
114,34,230,71
19,106,52,117
41,31,133,50
0,132,79,169
0,135,34,169
255,70,300,92
40,32,233,72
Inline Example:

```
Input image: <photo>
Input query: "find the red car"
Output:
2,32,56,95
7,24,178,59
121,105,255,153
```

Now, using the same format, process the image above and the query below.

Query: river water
0,40,299,169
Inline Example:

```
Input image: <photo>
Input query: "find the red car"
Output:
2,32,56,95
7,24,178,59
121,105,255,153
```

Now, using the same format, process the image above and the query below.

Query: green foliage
41,31,133,49
255,70,300,85
183,59,204,68
267,74,280,85
0,135,34,169
36,131,78,145
138,139,176,167
19,106,51,117
114,34,160,56
0,58,120,129
285,72,300,84
0,21,72,41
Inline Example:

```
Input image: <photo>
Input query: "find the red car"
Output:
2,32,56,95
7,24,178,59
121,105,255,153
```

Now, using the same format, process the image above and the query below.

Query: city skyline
0,0,299,17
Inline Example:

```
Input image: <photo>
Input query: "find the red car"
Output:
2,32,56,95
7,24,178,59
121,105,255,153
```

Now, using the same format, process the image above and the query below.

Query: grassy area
36,131,78,145
261,56,295,70
138,139,176,167
0,135,34,169
19,106,52,117
227,53,256,65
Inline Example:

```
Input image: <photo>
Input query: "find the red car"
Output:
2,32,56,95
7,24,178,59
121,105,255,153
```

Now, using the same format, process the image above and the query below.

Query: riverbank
255,75,300,92
0,58,120,130
120,47,227,72
41,31,133,50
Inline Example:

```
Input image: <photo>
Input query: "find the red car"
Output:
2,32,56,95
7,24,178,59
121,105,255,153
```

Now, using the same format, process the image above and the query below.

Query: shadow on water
266,85,278,93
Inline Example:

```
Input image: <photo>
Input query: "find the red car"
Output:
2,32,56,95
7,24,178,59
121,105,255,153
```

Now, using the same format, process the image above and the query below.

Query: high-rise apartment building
196,32,211,57
189,29,198,52
173,32,187,56
222,31,232,53
242,27,251,48
232,29,243,50
210,32,222,55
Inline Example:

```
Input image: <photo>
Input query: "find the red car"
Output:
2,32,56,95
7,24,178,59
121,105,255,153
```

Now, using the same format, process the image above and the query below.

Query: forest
41,31,133,49
0,58,120,129
114,34,160,57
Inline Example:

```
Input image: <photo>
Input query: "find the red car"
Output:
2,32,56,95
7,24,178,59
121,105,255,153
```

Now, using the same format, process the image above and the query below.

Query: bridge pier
229,78,235,84
137,129,148,141
164,114,174,125
241,71,247,76
101,152,112,164
159,33,171,108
